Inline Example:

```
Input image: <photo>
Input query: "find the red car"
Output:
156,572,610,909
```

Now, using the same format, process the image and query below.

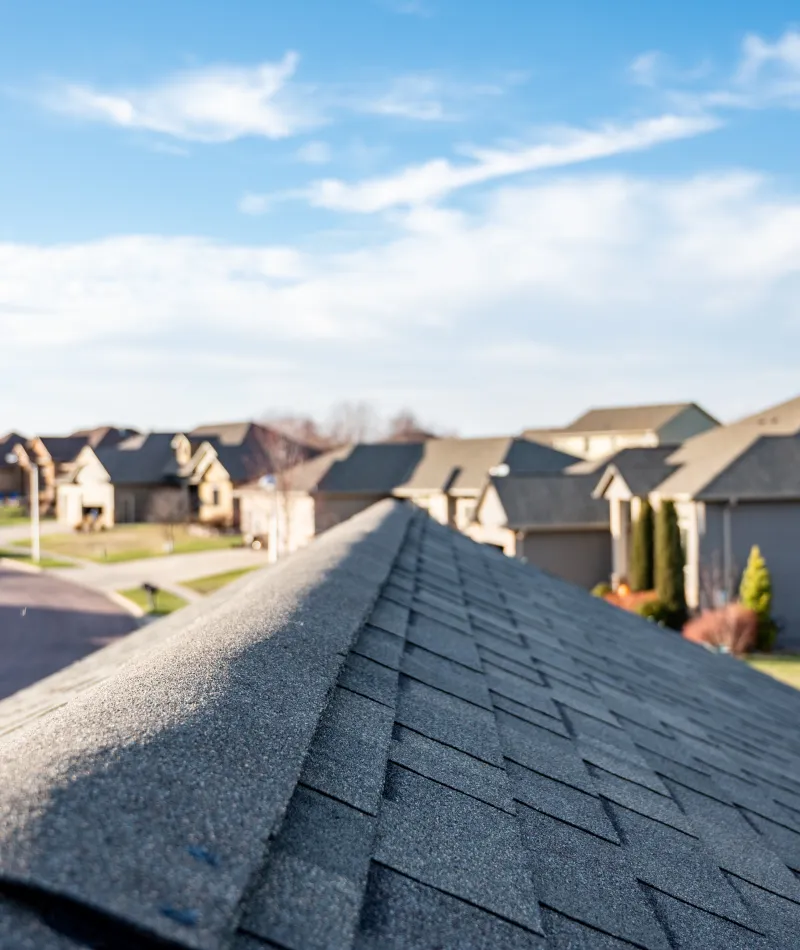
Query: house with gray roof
471,472,612,588
526,402,719,461
238,437,578,562
2,501,800,949
595,394,800,646
392,436,578,531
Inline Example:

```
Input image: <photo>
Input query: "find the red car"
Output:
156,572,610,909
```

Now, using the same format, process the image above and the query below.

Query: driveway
0,565,139,701
49,547,270,600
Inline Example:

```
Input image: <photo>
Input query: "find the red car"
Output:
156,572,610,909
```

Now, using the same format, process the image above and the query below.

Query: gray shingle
517,808,670,949
301,687,395,815
374,765,543,933
497,712,596,795
390,725,515,812
605,802,754,927
338,654,399,708
351,624,405,669
355,865,546,949
644,887,770,950
368,598,410,638
400,645,493,709
407,613,482,669
506,761,619,843
241,787,374,950
666,780,800,900
395,676,504,765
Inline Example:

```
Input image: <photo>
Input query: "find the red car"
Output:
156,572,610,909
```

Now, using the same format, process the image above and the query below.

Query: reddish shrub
682,605,758,655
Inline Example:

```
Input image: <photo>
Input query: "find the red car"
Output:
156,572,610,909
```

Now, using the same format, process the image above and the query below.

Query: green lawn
0,507,28,526
183,566,261,595
14,524,243,563
118,586,188,616
0,549,76,569
745,655,800,690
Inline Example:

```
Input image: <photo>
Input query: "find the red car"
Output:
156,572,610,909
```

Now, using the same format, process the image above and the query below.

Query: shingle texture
2,500,800,949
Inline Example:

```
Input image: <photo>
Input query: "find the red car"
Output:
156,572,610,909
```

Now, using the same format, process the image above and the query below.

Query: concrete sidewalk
48,547,270,599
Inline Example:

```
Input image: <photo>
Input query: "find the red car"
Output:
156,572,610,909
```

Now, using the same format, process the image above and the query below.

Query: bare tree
148,490,190,553
384,409,436,442
698,549,740,611
325,400,380,445
262,431,311,559
260,412,333,450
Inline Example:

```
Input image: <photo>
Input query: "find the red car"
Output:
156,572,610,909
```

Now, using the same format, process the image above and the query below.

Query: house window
211,488,220,506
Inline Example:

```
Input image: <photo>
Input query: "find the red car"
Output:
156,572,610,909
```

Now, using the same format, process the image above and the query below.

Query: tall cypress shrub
655,500,686,628
629,500,654,592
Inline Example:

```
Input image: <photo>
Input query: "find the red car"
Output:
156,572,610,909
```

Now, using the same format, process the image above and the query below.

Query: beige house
471,472,611,588
594,394,800,647
525,402,719,461
57,433,235,529
16,436,92,514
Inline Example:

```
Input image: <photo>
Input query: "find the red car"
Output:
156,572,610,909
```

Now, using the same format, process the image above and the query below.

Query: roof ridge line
0,500,412,950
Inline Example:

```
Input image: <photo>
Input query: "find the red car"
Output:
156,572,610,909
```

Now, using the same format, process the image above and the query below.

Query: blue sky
2,1,800,435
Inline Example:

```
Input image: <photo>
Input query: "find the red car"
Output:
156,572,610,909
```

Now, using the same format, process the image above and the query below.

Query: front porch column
610,496,630,589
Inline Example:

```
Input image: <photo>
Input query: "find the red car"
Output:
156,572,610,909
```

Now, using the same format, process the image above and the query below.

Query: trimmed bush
655,500,686,629
683,605,758,655
739,545,778,651
629,500,654,593
592,582,612,598
635,598,681,627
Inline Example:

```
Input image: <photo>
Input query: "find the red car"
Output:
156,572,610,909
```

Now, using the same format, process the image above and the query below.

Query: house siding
520,529,612,590
699,501,800,649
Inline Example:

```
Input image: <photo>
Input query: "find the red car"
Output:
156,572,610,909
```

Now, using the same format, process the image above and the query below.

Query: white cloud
629,52,663,88
308,113,719,212
295,140,332,164
238,193,272,215
360,73,513,122
43,52,317,142
4,172,800,432
632,29,800,111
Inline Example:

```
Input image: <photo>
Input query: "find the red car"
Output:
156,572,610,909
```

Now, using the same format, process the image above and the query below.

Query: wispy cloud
632,29,800,112
41,52,318,142
295,140,332,164
6,172,800,431
306,113,719,212
629,52,663,88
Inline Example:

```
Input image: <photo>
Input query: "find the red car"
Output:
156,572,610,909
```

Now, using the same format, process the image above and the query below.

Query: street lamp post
4,453,40,564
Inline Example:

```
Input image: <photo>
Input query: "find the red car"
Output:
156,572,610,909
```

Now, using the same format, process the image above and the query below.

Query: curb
106,591,146,619
0,557,42,575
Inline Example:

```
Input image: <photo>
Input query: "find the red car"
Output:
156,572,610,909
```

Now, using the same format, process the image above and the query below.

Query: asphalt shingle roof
656,394,800,499
395,437,577,496
491,472,610,529
37,436,90,463
96,432,181,485
2,501,800,949
319,443,425,494
563,403,702,434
